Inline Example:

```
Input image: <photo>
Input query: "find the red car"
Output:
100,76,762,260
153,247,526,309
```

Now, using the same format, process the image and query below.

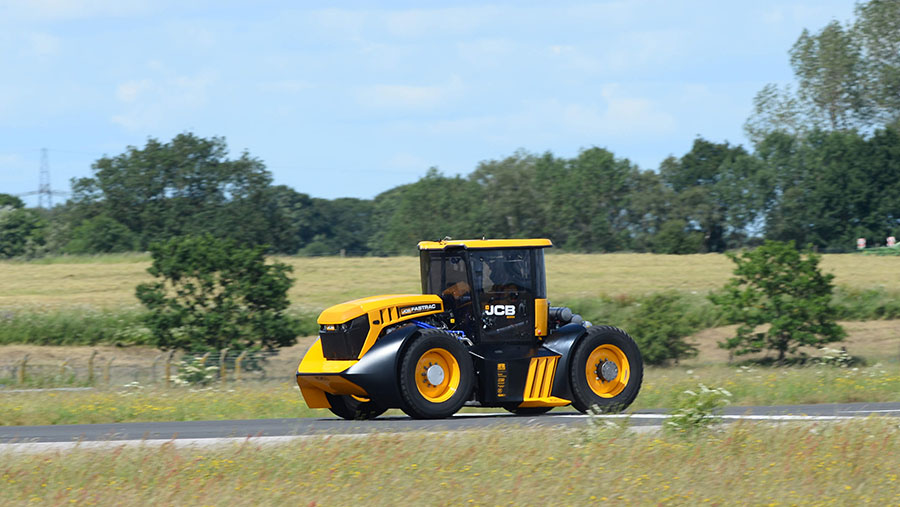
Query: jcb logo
484,304,516,316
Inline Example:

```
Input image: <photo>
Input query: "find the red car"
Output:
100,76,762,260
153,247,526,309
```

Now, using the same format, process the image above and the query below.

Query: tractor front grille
320,315,370,360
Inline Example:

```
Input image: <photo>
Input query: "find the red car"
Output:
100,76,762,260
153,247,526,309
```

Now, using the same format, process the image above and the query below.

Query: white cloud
357,75,464,110
25,32,60,57
457,38,516,66
115,79,152,103
386,152,430,171
2,0,152,19
110,67,216,130
383,6,499,38
257,80,313,94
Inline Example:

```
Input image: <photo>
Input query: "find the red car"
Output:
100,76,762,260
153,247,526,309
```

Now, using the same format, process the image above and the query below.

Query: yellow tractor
296,239,643,419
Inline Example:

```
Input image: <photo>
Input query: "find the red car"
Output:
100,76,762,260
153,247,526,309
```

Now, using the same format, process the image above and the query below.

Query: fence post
151,354,162,384
198,352,211,366
87,350,98,384
103,357,115,385
17,354,29,384
219,348,229,383
164,350,176,387
234,350,248,382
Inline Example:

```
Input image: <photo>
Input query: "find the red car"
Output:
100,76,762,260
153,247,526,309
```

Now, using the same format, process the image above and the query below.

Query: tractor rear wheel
398,330,474,419
325,393,387,420
568,326,643,413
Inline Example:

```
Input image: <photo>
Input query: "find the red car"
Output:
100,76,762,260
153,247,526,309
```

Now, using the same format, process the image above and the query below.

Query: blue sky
1,0,857,206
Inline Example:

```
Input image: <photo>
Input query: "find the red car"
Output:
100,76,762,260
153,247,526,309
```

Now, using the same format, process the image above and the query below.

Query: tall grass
0,307,151,346
2,420,899,505
0,307,319,346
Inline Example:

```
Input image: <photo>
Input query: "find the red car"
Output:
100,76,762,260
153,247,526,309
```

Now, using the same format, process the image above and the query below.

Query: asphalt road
2,401,899,444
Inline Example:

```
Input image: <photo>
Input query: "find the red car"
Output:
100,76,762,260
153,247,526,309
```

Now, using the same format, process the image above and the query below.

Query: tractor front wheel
398,330,474,419
325,393,387,420
569,326,643,413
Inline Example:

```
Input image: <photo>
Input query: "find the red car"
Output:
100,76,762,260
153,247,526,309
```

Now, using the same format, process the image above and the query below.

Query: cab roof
417,238,553,250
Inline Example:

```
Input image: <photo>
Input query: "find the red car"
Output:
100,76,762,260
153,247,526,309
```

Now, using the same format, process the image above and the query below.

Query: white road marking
559,413,857,421
839,409,900,414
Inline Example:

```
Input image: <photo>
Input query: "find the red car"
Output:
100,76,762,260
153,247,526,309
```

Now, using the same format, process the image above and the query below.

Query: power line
39,148,51,208
14,148,69,207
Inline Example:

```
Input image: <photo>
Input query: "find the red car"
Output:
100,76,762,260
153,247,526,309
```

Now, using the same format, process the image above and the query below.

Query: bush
665,383,731,436
624,292,700,365
173,356,220,386
710,240,845,361
136,234,302,352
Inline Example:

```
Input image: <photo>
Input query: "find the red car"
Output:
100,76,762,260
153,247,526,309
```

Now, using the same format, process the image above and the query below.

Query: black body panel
320,315,370,360
541,323,589,401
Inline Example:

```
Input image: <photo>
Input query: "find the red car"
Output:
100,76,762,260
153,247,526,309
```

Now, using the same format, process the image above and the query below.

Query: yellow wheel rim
585,344,630,398
415,348,461,403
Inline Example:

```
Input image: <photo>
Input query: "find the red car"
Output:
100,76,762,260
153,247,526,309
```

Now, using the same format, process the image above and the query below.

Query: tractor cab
418,239,551,346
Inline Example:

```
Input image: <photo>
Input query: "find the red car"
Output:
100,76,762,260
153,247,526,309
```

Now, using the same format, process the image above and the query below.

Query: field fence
0,349,301,388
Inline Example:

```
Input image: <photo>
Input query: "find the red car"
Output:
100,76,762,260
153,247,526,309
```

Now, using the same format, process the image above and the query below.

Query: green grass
0,307,150,346
3,363,899,426
2,419,899,505
9,252,153,265
0,384,317,426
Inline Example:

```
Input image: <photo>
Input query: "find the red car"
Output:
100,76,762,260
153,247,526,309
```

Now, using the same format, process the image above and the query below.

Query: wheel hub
597,360,618,382
426,364,445,386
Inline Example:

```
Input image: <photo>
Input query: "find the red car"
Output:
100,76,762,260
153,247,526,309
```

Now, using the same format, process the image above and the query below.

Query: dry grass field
2,252,898,312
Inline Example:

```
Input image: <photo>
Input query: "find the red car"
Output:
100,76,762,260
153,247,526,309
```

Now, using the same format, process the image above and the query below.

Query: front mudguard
542,323,590,401
297,325,418,408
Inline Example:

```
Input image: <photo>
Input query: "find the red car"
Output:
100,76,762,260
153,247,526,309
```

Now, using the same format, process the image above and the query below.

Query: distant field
2,252,898,312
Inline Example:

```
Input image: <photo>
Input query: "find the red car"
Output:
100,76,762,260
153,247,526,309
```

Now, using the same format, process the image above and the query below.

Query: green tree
135,234,300,352
626,292,700,365
790,21,868,130
710,240,845,361
0,202,46,258
369,168,487,255
469,151,545,238
759,127,900,250
854,0,900,125
0,194,25,209
535,147,638,251
746,0,900,141
659,138,765,252
300,198,375,256
64,216,137,254
71,133,274,249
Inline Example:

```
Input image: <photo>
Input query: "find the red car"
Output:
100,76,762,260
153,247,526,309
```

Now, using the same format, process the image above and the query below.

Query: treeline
1,125,898,258
1,0,898,258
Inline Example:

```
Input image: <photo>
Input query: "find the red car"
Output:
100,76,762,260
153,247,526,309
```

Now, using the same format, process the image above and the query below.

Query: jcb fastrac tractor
296,239,643,419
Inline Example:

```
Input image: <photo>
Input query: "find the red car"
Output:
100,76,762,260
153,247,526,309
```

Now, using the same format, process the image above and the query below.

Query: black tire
325,393,387,420
503,405,554,416
568,326,643,413
398,330,474,419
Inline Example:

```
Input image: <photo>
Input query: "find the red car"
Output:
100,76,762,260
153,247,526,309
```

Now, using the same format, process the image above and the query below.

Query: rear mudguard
541,323,590,401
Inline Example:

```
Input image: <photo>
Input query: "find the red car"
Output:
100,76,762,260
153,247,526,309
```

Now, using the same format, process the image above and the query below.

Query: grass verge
2,420,899,505
3,363,899,427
